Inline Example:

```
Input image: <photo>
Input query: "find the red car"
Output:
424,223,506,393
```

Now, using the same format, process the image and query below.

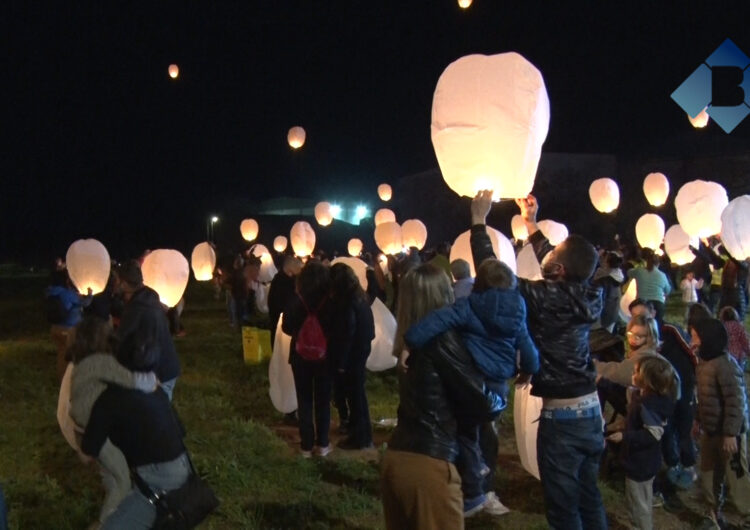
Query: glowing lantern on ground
168,64,179,79
66,239,111,295
664,225,697,266
378,184,392,201
314,202,333,227
458,0,473,7
273,236,288,253
643,172,670,207
511,215,529,241
190,242,216,281
374,208,396,226
240,219,259,242
537,220,568,246
250,244,278,283
142,249,189,308
688,108,710,128
431,53,549,200
331,257,368,291
450,227,516,277
675,180,728,238
401,219,428,250
287,126,306,149
720,195,750,260
348,238,363,257
588,178,620,213
516,243,542,281
635,214,666,250
374,222,403,255
290,221,316,257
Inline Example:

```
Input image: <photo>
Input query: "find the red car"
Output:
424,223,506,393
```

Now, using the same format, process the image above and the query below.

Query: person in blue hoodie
46,268,92,378
405,257,539,517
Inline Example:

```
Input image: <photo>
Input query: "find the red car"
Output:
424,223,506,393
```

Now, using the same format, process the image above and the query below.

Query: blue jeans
662,395,697,468
538,414,607,530
0,483,8,530
101,453,190,530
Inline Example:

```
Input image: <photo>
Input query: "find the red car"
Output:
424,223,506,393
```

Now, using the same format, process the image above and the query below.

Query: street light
207,215,219,242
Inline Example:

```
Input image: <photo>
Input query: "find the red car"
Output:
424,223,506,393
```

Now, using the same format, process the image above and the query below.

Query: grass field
0,275,748,529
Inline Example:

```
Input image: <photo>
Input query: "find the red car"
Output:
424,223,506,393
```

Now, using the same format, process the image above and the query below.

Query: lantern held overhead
273,236,288,253
347,238,363,257
314,202,333,227
674,180,728,238
168,64,179,79
635,213,666,250
664,224,698,266
537,220,568,246
374,208,396,227
401,219,428,250
141,249,190,308
66,239,111,295
720,195,750,260
643,172,670,207
374,222,403,255
290,221,316,257
287,126,306,149
377,184,392,201
510,215,529,241
240,219,259,242
250,244,278,283
190,242,216,281
588,178,620,213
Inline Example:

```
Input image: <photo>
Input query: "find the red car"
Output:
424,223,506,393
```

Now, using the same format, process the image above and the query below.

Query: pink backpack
295,297,327,361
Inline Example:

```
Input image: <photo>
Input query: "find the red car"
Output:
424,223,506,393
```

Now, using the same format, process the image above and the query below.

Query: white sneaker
483,492,510,516
315,444,333,457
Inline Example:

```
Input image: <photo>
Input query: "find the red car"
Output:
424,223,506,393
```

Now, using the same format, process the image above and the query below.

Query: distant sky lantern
401,219,428,250
643,172,670,207
458,0,473,7
374,208,396,227
635,213,665,250
664,224,698,266
688,108,710,128
168,64,179,79
190,242,216,281
431,52,549,200
331,257,368,291
250,244,278,283
720,195,750,260
374,222,403,255
537,220,568,246
290,221,316,257
287,126,306,149
141,249,189,308
240,218,259,242
675,180,728,238
588,178,620,213
378,184,392,201
451,227,516,277
273,235,288,252
348,238,363,257
66,239,110,295
314,201,333,226
511,215,529,241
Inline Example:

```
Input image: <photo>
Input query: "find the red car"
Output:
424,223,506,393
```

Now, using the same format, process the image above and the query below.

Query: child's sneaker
482,492,510,516
314,444,333,457
463,494,486,517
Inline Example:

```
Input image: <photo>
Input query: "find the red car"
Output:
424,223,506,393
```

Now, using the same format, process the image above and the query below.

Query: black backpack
46,295,66,324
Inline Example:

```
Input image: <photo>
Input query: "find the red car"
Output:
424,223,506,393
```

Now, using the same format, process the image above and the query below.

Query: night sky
4,1,750,264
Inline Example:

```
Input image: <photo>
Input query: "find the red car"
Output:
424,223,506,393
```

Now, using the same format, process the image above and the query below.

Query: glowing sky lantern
374,222,403,255
450,227,516,277
240,218,259,242
635,213,665,250
401,219,428,250
190,242,216,281
250,244,278,283
688,108,710,128
431,53,549,200
348,238,363,257
643,172,670,207
588,178,620,213
675,180,728,238
66,239,110,295
273,236,288,253
287,126,306,149
141,249,189,308
168,64,179,79
331,257,368,291
374,208,396,227
664,224,698,266
458,0,473,7
537,220,568,246
314,201,333,227
290,221,316,257
720,195,750,260
378,183,392,201
510,215,529,241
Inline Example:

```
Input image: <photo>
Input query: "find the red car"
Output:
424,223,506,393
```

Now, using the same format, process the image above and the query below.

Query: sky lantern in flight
250,244,278,283
348,238,363,256
314,201,333,226
674,180,728,238
141,249,189,308
450,227,516,277
664,224,698,266
374,208,396,226
511,215,529,241
643,172,670,207
66,239,110,295
588,178,620,213
287,126,306,149
374,222,403,255
378,184,392,201
458,0,473,7
537,220,568,246
688,108,710,128
240,219,259,242
431,52,549,200
190,242,216,281
635,214,665,250
290,221,316,257
168,64,179,79
401,219,428,250
720,195,750,260
273,235,288,252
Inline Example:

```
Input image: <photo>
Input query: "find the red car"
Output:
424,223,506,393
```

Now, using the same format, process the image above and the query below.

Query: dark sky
4,1,750,263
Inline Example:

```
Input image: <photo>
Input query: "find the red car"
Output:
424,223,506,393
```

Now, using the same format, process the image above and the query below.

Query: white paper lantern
168,64,179,79
374,208,396,227
367,298,398,372
431,53,549,200
514,383,542,480
331,257,368,291
287,126,306,149
273,235,288,253
720,195,750,260
643,172,670,207
664,224,698,266
516,243,543,281
269,314,297,413
635,214,666,250
290,221,316,257
675,180,728,238
450,227,516,277
619,279,638,321
401,219,428,250
240,219,259,242
374,221,403,255
250,244,278,283
588,178,620,213
378,183,392,201
537,220,568,246
348,238,363,257
141,249,189,308
688,108,710,128
511,214,529,241
66,239,110,295
314,201,333,227
190,242,216,282
458,0,473,7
